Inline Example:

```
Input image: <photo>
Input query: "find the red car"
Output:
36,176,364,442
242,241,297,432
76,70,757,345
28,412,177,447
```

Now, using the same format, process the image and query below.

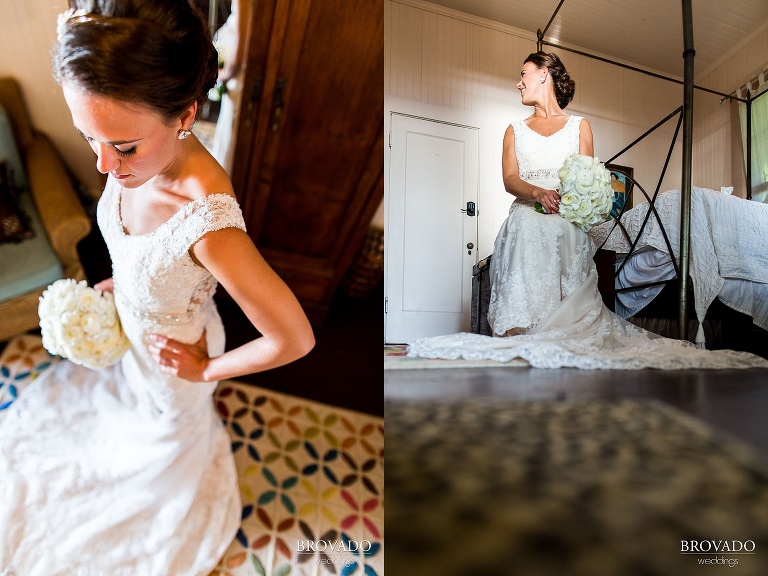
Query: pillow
0,104,27,190
0,160,34,244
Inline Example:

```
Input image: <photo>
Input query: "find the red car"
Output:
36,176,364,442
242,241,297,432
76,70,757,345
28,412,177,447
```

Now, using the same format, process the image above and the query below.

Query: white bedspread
590,187,768,333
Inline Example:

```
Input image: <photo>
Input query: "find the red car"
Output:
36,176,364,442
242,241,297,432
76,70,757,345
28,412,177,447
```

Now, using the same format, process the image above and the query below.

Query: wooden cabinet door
233,0,383,324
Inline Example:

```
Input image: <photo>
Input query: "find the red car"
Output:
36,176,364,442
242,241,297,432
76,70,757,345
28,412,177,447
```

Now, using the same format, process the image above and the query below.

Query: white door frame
384,111,480,343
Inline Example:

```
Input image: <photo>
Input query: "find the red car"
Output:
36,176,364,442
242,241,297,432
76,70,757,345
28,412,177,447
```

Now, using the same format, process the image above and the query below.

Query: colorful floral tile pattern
211,382,384,576
0,335,53,412
0,336,384,576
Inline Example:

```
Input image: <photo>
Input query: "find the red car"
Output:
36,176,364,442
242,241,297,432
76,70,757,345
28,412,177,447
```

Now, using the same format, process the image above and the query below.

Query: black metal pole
540,40,745,103
746,90,752,200
540,0,567,42
606,106,682,165
679,0,694,342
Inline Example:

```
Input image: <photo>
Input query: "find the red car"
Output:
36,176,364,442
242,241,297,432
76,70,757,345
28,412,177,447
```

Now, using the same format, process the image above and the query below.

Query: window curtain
738,71,768,202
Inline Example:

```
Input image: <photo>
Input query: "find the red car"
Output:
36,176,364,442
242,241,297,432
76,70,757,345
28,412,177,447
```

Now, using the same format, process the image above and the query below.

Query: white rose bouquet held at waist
536,153,613,232
38,279,130,369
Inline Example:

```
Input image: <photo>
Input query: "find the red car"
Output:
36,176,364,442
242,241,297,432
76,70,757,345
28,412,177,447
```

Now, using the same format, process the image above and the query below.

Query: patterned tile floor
0,335,384,576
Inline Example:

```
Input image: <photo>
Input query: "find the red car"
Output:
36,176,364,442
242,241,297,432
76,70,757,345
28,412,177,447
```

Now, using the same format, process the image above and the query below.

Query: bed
589,186,768,350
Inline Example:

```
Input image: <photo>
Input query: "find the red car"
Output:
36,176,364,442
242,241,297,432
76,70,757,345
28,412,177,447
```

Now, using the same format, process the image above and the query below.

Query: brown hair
53,0,218,123
524,51,575,109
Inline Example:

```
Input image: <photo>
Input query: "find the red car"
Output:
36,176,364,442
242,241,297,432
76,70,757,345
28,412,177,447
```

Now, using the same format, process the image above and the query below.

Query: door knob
467,243,474,249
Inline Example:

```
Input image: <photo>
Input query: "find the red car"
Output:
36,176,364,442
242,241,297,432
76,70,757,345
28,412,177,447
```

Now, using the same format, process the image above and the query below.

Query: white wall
0,0,103,197
385,0,687,257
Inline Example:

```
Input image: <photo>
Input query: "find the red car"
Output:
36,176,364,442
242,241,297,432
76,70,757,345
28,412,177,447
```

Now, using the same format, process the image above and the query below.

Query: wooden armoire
230,0,383,325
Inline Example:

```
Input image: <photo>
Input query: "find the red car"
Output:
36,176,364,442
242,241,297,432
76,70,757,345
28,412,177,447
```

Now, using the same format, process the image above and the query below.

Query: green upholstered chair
0,77,91,342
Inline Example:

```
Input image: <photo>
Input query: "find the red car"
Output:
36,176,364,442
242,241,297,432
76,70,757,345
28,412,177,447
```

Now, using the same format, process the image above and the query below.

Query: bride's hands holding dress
149,330,210,381
95,276,213,380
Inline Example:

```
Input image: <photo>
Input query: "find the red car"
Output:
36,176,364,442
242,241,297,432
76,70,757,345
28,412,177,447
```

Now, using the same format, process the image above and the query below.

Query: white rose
38,279,130,368
81,312,103,335
559,194,574,213
103,305,118,328
63,324,84,343
78,290,98,312
70,339,96,362
575,197,593,217
576,169,595,188
60,311,78,329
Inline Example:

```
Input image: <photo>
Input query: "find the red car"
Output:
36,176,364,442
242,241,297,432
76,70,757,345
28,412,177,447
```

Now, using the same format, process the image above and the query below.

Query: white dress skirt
0,177,243,575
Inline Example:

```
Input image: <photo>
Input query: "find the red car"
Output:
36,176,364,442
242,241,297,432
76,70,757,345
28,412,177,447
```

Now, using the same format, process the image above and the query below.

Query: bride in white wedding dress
0,2,315,575
408,52,767,370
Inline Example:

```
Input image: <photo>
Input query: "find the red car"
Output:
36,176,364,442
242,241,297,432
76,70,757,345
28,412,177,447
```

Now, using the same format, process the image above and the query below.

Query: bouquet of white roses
38,279,130,369
535,153,613,231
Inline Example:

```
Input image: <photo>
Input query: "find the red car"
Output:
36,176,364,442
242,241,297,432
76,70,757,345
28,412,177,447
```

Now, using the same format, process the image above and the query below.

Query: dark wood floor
385,365,768,462
76,217,383,417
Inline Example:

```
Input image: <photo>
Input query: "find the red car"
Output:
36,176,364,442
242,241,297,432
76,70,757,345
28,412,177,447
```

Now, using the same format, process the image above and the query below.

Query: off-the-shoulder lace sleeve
169,193,247,255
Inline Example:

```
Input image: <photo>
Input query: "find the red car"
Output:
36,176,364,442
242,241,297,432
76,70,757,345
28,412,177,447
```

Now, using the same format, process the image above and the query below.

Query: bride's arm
501,125,561,213
579,118,594,156
149,227,315,382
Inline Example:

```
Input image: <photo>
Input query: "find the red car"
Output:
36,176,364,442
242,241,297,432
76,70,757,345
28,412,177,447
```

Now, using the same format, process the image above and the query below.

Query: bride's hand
94,277,115,293
148,330,210,382
536,188,561,214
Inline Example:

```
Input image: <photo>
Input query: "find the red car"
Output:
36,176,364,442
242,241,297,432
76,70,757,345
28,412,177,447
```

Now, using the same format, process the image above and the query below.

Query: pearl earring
178,129,192,140
540,76,546,84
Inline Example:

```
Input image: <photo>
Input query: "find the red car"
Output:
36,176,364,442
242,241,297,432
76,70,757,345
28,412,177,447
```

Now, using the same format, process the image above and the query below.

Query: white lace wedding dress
408,116,768,370
0,177,243,575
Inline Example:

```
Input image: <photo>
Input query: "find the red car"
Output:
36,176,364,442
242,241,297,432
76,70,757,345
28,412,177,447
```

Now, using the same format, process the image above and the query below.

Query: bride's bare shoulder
184,145,236,201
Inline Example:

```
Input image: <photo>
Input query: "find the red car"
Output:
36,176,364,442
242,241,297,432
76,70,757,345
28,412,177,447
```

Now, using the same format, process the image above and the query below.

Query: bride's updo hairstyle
524,51,576,109
53,0,218,123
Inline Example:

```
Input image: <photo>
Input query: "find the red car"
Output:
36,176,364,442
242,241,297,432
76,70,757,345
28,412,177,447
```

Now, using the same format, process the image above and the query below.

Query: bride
0,1,314,574
408,52,768,370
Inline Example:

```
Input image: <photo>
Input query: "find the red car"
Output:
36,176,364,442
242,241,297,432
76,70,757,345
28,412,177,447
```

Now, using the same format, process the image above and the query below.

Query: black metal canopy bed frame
471,0,768,353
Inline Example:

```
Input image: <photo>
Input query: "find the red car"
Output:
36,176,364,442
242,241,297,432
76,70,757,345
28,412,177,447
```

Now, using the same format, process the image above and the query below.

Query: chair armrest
594,248,618,312
24,132,91,271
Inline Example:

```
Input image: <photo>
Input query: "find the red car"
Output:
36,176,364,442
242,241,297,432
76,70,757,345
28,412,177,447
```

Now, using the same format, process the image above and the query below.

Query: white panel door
385,113,479,343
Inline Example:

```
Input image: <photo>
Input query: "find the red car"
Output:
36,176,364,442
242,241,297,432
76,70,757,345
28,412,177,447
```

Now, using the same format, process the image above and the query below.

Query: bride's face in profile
62,82,188,189
516,62,546,106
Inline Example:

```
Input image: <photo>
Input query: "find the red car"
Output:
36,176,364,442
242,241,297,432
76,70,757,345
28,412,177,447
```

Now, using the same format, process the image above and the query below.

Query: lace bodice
97,177,247,414
513,115,582,199
98,177,245,333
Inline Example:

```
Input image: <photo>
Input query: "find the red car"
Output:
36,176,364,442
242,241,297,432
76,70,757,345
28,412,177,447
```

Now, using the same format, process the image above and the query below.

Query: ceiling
424,0,768,79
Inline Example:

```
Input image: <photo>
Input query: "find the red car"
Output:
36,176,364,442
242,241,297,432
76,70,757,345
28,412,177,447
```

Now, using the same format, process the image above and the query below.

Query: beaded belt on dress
520,168,559,181
114,289,210,325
